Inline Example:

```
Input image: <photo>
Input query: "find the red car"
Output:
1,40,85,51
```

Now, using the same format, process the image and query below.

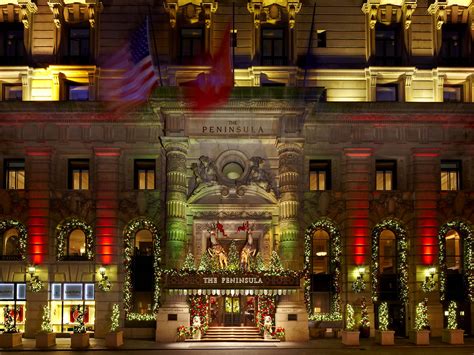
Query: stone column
162,138,189,269
25,147,52,337
276,140,303,270
94,147,121,338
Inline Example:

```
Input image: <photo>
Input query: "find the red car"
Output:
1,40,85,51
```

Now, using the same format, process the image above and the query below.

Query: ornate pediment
428,0,473,32
163,0,218,28
362,0,417,29
47,0,103,28
247,0,301,29
0,0,37,28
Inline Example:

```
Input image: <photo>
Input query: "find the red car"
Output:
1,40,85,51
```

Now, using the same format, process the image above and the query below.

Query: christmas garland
56,218,94,261
188,295,209,333
370,218,408,303
438,220,473,302
123,218,161,319
304,218,342,319
0,219,27,261
256,295,276,333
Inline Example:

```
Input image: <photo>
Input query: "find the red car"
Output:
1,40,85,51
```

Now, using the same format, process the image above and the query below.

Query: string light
0,219,27,261
56,218,93,261
378,302,389,331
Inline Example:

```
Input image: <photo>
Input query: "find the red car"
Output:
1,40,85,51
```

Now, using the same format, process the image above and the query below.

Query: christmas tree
110,304,120,332
73,306,87,334
3,305,18,333
268,251,284,275
252,252,265,272
447,301,457,330
378,302,389,331
345,304,355,331
414,298,429,331
227,241,240,271
359,298,370,329
183,252,196,272
198,252,211,272
40,305,53,333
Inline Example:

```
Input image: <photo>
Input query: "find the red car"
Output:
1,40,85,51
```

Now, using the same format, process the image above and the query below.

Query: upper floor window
445,229,462,273
261,28,286,65
1,228,20,259
317,30,326,48
63,26,90,64
134,229,153,256
441,160,461,191
440,24,469,65
376,160,396,191
309,160,331,191
379,229,396,274
376,84,398,102
4,159,25,190
374,23,401,66
65,82,89,101
65,229,87,260
443,86,462,102
312,229,329,274
2,84,22,101
68,159,89,190
0,22,25,65
180,28,203,64
134,159,155,190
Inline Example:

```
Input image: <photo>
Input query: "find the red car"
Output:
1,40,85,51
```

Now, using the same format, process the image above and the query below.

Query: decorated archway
438,220,474,302
55,218,94,261
123,218,161,320
0,219,27,260
370,218,408,303
304,218,342,320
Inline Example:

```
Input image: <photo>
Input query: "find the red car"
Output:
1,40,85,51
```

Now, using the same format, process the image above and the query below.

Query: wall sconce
97,265,112,292
26,265,43,292
352,265,367,293
421,266,436,293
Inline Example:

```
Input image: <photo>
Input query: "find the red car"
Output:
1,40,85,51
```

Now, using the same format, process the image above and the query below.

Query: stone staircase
188,326,279,342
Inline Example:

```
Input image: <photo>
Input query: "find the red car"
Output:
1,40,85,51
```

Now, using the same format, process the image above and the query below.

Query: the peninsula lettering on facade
203,277,263,285
202,121,264,134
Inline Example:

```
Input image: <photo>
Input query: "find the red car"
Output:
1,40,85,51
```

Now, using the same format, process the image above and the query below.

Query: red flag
185,24,233,111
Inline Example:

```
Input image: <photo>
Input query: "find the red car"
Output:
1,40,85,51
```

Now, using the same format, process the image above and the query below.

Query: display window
49,283,95,333
0,283,26,332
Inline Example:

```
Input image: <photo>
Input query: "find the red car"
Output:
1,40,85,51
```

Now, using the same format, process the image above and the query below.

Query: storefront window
0,283,26,332
50,283,95,333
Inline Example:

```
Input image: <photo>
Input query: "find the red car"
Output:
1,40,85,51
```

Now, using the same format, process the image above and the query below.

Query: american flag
100,18,159,111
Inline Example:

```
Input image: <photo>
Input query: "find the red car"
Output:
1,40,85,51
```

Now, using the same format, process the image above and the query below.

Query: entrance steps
189,326,279,342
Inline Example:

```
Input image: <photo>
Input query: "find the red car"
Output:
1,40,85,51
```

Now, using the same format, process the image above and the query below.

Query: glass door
224,296,241,326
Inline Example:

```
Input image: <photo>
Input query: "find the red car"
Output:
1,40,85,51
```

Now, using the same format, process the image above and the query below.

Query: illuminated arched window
312,229,329,274
446,230,462,273
134,229,153,256
66,229,86,259
379,229,396,274
1,228,20,257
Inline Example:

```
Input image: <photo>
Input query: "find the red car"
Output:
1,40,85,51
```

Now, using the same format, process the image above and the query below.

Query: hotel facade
0,0,473,342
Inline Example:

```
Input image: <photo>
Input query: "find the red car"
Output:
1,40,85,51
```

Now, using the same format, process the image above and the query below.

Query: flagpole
147,5,163,87
303,2,316,88
232,1,235,86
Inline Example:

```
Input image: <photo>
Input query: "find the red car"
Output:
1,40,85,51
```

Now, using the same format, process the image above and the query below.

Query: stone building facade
0,0,473,342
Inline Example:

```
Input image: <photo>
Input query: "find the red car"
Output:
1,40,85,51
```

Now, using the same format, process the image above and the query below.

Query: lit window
3,85,22,101
312,229,329,274
67,84,89,101
376,160,396,191
309,160,331,191
134,159,155,190
445,230,462,273
134,229,153,256
1,228,20,259
261,28,286,66
66,229,86,259
379,230,396,274
443,86,462,102
441,160,461,191
376,85,398,102
4,159,25,190
180,28,203,65
68,159,89,190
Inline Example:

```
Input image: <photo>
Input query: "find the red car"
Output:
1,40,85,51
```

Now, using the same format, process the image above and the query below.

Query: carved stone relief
369,191,414,224
50,191,95,225
438,191,474,222
0,190,28,222
118,191,162,224
302,191,345,227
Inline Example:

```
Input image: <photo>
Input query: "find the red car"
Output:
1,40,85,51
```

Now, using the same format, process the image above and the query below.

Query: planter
375,330,395,345
71,332,90,349
359,326,370,338
409,330,430,345
35,332,56,348
192,329,201,340
442,329,464,345
341,330,360,346
0,332,22,348
106,330,123,348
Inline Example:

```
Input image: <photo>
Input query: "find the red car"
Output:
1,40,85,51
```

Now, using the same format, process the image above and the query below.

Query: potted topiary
442,301,464,344
341,304,359,345
375,302,394,345
176,325,189,342
409,298,430,345
70,306,89,349
35,305,56,348
358,298,370,338
0,305,22,348
106,304,123,348
274,327,285,341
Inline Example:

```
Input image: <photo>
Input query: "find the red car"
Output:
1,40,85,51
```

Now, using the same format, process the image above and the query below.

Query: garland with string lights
123,218,161,321
56,218,94,261
3,305,18,333
256,295,276,333
447,301,457,330
188,295,209,334
438,220,473,302
345,304,356,331
110,304,120,332
0,219,27,261
370,218,408,303
414,298,429,331
304,218,342,321
40,305,53,333
378,302,389,331
359,297,370,329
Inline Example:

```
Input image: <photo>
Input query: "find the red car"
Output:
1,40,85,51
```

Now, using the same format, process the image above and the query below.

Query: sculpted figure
238,221,257,271
207,222,228,269
192,156,218,193
263,315,273,339
247,157,272,192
